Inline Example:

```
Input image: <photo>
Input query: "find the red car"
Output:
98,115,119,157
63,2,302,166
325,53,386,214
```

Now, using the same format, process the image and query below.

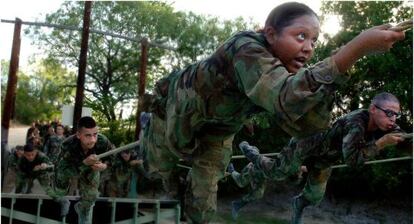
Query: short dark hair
77,116,97,130
265,2,318,34
15,145,24,151
371,92,400,107
23,144,35,152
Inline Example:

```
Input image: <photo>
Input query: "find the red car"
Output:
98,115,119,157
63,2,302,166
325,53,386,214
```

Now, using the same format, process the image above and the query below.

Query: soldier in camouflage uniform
140,2,405,222
106,149,143,197
55,116,114,224
43,124,66,164
15,144,54,194
239,92,409,224
2,145,24,192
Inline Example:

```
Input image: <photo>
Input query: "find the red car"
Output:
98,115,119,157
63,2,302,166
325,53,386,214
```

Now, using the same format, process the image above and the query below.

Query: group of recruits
5,1,413,224
5,116,150,224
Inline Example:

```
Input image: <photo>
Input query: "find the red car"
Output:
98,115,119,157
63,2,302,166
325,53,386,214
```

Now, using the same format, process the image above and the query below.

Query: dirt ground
214,185,413,224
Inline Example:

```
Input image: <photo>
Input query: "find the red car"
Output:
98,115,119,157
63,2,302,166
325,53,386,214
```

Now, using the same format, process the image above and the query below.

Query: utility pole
135,37,148,140
72,1,92,132
2,17,22,147
1,17,22,187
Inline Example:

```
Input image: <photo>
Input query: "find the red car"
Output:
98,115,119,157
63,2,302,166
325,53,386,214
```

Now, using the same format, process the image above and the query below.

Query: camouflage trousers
253,133,332,204
231,162,266,204
2,168,17,193
15,171,56,197
55,164,100,214
142,115,233,223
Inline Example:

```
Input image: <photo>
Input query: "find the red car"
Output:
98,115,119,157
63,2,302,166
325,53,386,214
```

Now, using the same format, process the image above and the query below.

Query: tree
27,1,255,122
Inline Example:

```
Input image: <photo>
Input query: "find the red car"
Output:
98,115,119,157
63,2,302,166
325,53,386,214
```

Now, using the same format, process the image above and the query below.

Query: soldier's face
77,127,98,150
16,149,24,158
371,101,400,131
121,152,131,161
266,14,320,73
56,126,65,136
24,150,37,162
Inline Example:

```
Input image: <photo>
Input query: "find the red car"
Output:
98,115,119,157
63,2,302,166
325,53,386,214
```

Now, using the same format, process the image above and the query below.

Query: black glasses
374,105,401,119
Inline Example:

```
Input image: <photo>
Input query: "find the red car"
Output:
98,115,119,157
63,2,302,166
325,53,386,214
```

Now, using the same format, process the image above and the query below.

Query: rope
177,154,412,170
1,19,176,51
330,156,412,169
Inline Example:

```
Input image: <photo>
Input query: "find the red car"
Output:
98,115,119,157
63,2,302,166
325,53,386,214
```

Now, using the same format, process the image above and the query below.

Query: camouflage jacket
309,109,404,168
58,133,114,172
43,135,66,163
17,151,51,177
151,31,348,155
8,151,20,169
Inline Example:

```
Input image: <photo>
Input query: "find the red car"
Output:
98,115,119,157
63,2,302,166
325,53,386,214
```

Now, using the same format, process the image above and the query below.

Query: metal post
134,38,148,140
36,199,43,224
155,201,160,224
175,204,181,224
9,197,16,224
133,202,139,224
73,1,92,132
110,200,116,224
1,17,21,147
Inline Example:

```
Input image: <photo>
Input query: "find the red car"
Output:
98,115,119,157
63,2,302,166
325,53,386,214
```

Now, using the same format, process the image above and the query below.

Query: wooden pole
1,17,22,146
135,38,148,140
73,1,92,132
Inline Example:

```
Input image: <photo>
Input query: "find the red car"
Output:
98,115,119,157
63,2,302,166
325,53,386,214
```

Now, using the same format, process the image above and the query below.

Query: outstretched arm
333,25,405,73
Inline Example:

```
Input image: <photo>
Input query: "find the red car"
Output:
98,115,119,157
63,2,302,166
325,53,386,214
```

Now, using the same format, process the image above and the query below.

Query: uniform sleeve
342,123,379,168
233,42,349,137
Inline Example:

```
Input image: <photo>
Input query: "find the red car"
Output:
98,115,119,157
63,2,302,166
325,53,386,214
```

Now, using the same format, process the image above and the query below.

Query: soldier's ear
76,131,81,139
368,104,376,115
264,26,277,45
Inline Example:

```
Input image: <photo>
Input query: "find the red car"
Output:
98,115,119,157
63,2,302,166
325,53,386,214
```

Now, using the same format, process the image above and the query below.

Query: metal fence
1,193,181,224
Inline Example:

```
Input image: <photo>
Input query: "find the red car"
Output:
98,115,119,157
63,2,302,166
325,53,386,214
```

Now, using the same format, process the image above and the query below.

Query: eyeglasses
374,105,401,119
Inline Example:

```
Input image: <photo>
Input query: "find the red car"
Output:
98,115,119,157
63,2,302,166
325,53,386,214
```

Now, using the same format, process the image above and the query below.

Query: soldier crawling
235,92,411,224
105,149,143,198
55,116,115,224
15,144,54,194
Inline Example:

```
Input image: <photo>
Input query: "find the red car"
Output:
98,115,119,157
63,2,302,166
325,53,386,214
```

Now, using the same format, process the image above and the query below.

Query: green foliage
26,1,256,122
1,60,9,104
98,118,136,147
1,59,75,124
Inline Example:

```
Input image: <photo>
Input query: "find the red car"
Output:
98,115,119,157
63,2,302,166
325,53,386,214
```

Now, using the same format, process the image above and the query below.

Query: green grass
212,211,289,224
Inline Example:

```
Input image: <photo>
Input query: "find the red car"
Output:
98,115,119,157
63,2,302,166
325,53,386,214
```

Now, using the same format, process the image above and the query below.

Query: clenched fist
375,133,404,150
83,154,99,166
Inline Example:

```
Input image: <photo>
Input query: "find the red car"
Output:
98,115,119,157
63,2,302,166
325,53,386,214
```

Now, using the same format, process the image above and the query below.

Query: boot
291,194,310,224
239,141,260,163
75,202,92,224
231,200,247,220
